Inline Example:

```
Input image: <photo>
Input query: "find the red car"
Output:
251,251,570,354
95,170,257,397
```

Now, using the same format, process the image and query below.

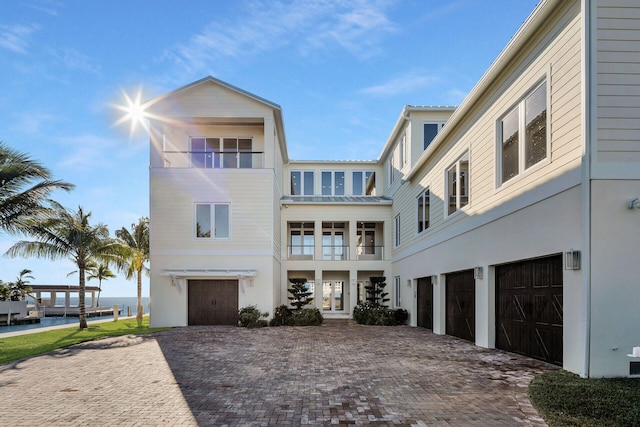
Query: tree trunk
136,268,143,326
97,278,102,307
79,266,87,329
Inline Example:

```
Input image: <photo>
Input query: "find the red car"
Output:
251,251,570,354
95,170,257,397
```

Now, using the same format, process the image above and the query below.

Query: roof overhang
161,268,257,278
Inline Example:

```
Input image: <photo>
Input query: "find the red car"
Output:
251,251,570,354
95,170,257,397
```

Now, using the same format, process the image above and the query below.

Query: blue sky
0,0,540,297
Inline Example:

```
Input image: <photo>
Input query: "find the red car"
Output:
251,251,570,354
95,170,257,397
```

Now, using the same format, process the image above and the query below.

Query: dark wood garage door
416,277,433,330
446,270,475,342
188,280,239,325
496,255,563,365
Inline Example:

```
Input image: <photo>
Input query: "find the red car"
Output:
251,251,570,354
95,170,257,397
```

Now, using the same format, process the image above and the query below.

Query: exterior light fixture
474,266,483,280
565,249,581,270
628,197,640,209
431,275,438,286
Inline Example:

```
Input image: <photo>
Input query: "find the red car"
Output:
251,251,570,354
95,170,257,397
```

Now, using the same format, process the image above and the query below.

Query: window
352,171,375,196
447,152,469,215
190,137,252,169
394,214,401,247
399,135,407,168
388,154,396,186
289,222,314,258
195,203,230,239
321,171,345,196
424,123,445,150
291,171,314,195
394,276,401,307
498,80,547,184
417,188,430,233
356,222,376,256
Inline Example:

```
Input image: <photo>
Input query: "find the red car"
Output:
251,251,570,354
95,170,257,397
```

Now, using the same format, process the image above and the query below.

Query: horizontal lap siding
150,169,274,252
597,3,640,161
396,1,582,255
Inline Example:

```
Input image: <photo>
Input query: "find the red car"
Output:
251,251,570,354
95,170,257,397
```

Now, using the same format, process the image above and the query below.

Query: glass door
322,281,344,311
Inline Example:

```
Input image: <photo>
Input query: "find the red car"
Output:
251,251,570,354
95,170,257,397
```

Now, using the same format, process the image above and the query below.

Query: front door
322,281,344,312
416,277,433,330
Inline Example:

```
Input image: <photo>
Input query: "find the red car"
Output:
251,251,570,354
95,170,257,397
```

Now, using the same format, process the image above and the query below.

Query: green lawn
0,317,170,365
530,370,640,426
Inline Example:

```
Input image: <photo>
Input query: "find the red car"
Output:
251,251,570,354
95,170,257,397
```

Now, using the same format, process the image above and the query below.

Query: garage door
188,280,239,325
496,255,563,365
416,277,433,330
446,270,475,342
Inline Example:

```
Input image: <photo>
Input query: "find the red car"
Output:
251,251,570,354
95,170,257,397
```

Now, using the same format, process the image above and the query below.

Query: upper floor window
291,171,314,195
321,171,345,196
424,123,445,150
498,80,547,185
195,203,230,239
388,153,396,187
394,213,401,247
447,152,469,216
352,171,375,196
190,137,252,169
417,188,430,233
399,135,407,168
289,222,314,257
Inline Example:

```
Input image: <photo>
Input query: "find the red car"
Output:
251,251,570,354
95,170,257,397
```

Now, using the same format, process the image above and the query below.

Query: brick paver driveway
0,321,554,426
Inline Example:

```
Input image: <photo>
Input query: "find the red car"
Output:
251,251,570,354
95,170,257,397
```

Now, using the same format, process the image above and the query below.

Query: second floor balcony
162,150,264,169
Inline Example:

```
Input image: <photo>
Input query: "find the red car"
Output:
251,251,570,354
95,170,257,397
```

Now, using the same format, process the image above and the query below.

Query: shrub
287,278,314,310
353,302,408,326
238,305,269,328
269,305,323,326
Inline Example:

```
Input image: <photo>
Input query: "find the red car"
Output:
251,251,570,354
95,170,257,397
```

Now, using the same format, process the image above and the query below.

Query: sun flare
112,88,151,137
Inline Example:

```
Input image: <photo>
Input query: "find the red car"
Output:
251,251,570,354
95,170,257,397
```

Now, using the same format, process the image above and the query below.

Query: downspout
581,0,594,378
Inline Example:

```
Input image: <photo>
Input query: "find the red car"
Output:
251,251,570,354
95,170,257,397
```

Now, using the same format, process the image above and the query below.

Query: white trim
162,268,257,277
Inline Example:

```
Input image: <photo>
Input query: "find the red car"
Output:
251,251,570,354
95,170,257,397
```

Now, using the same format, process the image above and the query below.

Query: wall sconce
565,249,581,270
474,266,483,280
431,275,438,286
628,197,640,209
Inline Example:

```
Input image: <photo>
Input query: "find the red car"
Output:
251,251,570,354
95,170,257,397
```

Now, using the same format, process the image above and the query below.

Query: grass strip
0,317,170,365
529,370,640,426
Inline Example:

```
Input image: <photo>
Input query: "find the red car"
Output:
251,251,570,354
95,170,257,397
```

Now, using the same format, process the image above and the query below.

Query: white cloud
55,133,144,172
360,72,438,97
163,0,397,74
0,23,39,54
49,47,101,74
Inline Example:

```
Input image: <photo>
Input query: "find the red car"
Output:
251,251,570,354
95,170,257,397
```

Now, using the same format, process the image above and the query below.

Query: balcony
288,245,315,260
322,245,349,261
161,150,264,169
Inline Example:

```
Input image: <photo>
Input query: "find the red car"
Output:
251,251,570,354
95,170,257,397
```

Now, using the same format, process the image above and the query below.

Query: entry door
416,277,433,330
188,280,238,325
322,281,344,311
446,270,475,342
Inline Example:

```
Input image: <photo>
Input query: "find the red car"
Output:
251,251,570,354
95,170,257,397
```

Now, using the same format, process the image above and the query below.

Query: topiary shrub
238,305,269,328
287,278,314,310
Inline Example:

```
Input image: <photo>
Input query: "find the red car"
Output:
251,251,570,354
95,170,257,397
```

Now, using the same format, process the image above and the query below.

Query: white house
148,0,640,378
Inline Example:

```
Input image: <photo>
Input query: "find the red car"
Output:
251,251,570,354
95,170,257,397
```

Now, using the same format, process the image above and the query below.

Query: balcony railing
162,151,264,169
288,245,315,260
356,245,384,260
322,245,349,261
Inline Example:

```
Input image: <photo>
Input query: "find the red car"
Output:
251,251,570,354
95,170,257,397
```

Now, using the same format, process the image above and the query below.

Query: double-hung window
417,188,430,233
394,214,401,247
195,203,230,239
446,152,469,216
321,171,345,196
498,80,548,185
291,171,314,195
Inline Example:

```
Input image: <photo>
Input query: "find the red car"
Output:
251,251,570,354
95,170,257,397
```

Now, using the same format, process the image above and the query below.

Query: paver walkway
0,321,554,426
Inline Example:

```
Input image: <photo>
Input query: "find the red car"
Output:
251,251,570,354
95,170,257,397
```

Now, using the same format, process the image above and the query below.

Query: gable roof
147,75,289,162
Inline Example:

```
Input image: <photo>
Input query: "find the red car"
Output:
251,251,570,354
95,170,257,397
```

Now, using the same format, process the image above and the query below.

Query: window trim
189,135,253,169
321,170,346,196
445,151,470,218
394,213,401,248
352,170,375,196
416,187,430,234
394,276,401,308
423,121,446,151
496,77,550,188
290,170,315,196
194,202,231,240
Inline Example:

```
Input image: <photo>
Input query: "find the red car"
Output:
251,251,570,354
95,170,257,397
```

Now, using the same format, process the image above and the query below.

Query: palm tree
5,205,122,329
87,261,116,307
0,142,74,235
9,268,35,301
115,217,149,325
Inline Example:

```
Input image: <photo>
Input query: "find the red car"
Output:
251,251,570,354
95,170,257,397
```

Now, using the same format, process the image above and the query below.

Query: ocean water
0,297,150,333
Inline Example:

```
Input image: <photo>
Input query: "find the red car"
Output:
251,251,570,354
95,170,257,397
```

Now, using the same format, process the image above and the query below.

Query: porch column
314,220,322,261
349,220,358,261
433,274,446,335
314,268,323,310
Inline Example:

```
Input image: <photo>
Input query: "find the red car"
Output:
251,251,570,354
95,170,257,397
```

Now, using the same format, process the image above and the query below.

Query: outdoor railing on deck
162,151,264,169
